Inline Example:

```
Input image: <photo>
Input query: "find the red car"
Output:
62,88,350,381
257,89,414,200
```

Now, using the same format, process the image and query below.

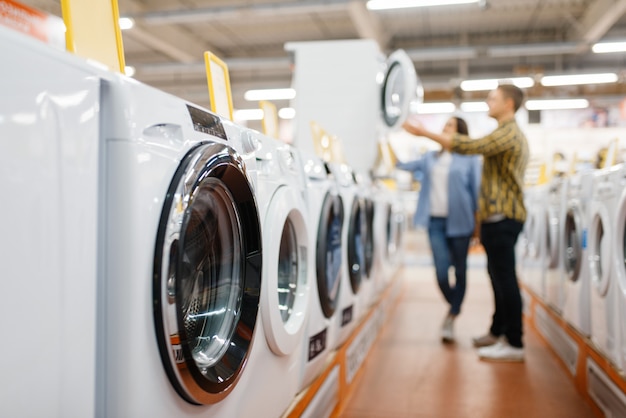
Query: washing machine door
614,191,626,295
380,49,423,130
563,205,583,282
546,206,560,268
589,203,612,296
261,185,310,356
316,191,344,318
347,197,366,294
153,142,262,405
363,198,376,278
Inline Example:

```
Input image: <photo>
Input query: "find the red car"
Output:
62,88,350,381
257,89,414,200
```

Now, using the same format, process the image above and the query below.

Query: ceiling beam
569,0,626,47
347,1,391,50
126,26,198,63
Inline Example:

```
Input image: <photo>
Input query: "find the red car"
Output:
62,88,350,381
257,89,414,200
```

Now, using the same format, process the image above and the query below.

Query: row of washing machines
0,26,406,417
519,163,626,373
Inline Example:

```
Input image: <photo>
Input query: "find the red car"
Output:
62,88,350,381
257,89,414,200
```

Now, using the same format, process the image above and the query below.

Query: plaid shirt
451,119,529,223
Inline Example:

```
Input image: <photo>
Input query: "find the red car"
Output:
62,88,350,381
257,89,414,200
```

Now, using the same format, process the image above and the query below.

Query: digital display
186,105,228,140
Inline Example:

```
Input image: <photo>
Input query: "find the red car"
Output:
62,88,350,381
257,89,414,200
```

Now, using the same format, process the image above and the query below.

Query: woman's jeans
427,217,471,316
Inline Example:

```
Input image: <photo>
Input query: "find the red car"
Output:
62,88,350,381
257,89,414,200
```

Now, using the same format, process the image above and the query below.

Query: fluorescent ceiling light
411,102,456,114
234,109,264,121
278,107,295,119
540,73,618,86
119,17,134,30
244,88,295,101
124,66,136,77
367,0,479,10
525,99,589,111
592,41,626,53
460,102,488,112
460,77,534,92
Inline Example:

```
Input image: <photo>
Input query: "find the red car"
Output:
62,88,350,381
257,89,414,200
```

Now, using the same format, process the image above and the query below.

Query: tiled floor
338,232,596,418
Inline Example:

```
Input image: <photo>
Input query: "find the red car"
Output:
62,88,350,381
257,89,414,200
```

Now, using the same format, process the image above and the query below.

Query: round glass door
363,198,375,278
277,218,298,322
153,143,262,405
348,198,366,294
380,50,422,130
316,191,344,319
563,207,582,282
589,207,611,296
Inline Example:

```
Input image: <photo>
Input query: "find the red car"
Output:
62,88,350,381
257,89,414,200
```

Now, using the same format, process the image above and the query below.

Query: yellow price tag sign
61,0,125,73
204,51,234,121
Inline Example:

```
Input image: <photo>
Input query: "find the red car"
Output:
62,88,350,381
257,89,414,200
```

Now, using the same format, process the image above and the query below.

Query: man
402,84,529,362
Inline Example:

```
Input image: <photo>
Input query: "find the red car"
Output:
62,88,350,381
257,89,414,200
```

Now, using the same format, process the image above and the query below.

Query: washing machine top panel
316,191,344,319
260,184,310,356
153,142,262,405
588,202,612,297
380,49,422,130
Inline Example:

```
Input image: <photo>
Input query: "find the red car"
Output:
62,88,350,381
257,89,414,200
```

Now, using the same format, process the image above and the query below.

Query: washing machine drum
363,198,375,278
316,191,344,319
153,143,262,405
563,207,583,282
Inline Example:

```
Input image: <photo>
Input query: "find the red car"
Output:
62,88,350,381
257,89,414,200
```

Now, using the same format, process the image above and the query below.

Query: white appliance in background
286,40,421,174
372,184,397,293
99,75,263,417
354,173,377,309
561,171,594,336
545,177,568,312
327,162,366,349
517,185,548,299
0,26,101,418
234,131,311,418
588,166,621,370
299,155,344,392
610,164,626,371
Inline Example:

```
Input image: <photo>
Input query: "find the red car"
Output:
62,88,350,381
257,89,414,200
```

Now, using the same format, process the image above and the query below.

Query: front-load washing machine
328,162,366,348
354,171,377,310
518,185,548,299
588,166,621,369
299,155,344,391
545,177,568,312
0,26,101,417
610,164,626,370
372,183,395,293
561,171,594,335
99,76,263,417
234,131,311,417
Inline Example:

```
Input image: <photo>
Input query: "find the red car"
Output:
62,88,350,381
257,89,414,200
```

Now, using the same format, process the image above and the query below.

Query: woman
397,116,481,343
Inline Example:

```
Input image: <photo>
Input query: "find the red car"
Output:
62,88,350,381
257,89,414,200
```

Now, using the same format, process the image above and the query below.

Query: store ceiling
27,0,626,111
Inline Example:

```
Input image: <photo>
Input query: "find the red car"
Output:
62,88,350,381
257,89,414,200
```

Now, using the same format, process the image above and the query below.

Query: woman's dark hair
453,117,469,136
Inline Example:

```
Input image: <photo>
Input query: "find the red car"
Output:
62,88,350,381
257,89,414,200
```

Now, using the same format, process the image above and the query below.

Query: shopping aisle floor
338,232,596,418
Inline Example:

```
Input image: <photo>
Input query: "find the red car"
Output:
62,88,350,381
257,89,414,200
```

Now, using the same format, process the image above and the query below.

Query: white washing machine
0,26,101,417
354,172,377,310
328,162,366,348
99,75,263,417
545,177,568,312
299,155,344,391
561,171,594,336
588,166,621,369
372,183,401,292
234,131,311,417
610,164,626,371
518,185,548,299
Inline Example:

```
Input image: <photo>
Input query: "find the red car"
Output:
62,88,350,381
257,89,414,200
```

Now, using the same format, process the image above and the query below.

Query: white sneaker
441,314,455,343
477,340,524,362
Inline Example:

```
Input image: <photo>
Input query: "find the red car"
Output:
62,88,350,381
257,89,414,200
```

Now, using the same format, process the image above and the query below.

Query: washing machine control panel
186,104,228,140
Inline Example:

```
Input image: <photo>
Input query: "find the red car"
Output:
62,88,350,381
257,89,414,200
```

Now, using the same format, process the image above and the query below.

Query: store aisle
338,234,596,418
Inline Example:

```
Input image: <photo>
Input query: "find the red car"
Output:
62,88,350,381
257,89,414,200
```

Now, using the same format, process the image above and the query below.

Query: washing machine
233,131,311,417
99,75,263,417
299,155,344,391
545,177,568,312
326,162,366,348
517,185,548,299
588,166,621,369
372,183,397,293
610,164,626,371
560,171,594,335
354,171,377,310
0,26,101,417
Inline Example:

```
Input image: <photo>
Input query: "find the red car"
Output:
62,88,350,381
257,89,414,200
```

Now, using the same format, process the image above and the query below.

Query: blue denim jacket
397,151,481,237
